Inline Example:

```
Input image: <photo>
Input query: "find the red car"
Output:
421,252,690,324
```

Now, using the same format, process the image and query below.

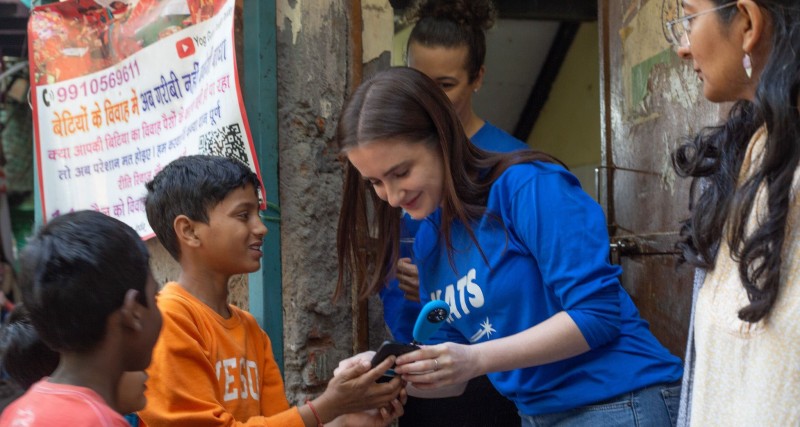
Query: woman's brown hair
335,67,561,300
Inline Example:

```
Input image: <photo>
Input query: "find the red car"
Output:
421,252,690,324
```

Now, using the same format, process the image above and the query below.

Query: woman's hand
396,258,420,302
393,342,481,390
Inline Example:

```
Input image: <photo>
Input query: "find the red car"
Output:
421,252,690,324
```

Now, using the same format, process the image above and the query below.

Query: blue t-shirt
124,413,139,426
471,121,529,152
379,122,527,343
413,162,683,415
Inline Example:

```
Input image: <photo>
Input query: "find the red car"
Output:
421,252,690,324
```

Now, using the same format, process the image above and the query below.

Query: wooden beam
391,0,597,21
494,0,597,21
243,0,284,373
512,22,580,141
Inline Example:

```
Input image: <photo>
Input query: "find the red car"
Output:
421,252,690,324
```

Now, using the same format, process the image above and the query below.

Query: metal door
598,0,727,357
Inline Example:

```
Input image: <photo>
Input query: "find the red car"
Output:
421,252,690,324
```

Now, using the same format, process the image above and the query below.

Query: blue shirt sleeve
508,166,623,349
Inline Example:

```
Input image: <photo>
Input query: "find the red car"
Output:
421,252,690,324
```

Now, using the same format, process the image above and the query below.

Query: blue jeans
520,382,680,427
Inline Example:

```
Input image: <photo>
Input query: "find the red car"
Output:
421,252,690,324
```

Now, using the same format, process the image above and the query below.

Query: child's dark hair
0,305,59,389
17,210,150,353
407,0,496,83
145,155,261,261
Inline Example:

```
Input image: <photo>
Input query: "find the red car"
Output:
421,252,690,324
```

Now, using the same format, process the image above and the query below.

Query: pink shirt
0,380,128,427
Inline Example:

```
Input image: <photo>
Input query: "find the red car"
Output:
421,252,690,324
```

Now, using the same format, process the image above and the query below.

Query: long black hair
672,0,800,322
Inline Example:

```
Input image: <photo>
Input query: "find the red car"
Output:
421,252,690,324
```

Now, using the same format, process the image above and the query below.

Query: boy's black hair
18,210,150,353
0,305,59,389
145,155,261,261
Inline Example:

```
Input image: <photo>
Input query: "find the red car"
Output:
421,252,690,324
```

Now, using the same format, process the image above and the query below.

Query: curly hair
407,0,496,82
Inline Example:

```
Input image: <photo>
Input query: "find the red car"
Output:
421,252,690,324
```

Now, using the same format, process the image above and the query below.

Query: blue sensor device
371,300,451,382
412,300,451,344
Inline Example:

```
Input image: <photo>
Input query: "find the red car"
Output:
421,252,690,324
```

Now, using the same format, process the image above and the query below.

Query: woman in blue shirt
335,67,683,426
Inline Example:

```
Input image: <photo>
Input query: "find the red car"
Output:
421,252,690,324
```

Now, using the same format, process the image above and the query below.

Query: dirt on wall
276,0,365,403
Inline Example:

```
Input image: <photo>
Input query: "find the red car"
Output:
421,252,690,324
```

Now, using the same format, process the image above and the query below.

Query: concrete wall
275,0,393,403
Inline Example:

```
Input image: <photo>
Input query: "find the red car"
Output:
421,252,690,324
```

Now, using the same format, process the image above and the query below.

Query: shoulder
2,382,126,426
230,305,261,329
154,283,213,342
488,162,593,222
493,161,579,194
230,305,271,341
156,283,199,318
472,122,528,153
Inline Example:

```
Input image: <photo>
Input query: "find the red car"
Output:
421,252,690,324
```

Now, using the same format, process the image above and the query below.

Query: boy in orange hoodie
140,155,404,426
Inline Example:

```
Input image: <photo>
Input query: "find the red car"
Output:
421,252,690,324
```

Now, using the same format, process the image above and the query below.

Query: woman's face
407,42,482,127
676,0,753,102
116,371,148,414
347,139,444,220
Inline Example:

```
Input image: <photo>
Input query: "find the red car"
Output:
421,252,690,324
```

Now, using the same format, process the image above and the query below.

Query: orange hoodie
139,283,303,427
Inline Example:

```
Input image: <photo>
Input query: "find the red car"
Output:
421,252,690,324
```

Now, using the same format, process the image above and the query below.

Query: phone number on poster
41,60,141,108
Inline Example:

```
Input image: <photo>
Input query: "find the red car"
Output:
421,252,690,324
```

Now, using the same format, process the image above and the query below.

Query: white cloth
690,127,800,426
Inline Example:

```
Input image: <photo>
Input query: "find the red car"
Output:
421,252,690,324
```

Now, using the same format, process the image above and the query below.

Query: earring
743,53,752,79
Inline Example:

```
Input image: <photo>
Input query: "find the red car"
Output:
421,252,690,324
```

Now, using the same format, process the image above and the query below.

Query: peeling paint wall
601,0,728,357
275,0,393,404
362,0,393,64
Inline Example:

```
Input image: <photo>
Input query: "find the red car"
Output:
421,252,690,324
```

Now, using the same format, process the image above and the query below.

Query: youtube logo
176,37,196,58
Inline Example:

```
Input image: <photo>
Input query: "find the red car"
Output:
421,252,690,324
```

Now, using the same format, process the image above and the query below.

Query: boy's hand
396,258,420,302
333,351,374,377
315,356,404,420
335,389,406,427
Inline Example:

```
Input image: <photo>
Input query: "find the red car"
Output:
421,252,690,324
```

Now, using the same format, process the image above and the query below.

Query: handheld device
412,299,450,344
371,341,420,368
371,300,451,382
370,341,419,382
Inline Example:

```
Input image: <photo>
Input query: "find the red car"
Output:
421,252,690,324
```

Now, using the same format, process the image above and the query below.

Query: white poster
29,0,261,237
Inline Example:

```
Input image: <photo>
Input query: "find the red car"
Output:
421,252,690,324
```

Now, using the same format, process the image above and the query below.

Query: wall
275,0,393,403
598,0,724,357
528,22,601,198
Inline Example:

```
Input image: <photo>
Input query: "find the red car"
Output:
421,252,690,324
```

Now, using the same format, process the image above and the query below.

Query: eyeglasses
666,1,738,48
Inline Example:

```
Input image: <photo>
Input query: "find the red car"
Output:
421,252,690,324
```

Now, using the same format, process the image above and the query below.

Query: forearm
472,311,590,375
300,395,342,426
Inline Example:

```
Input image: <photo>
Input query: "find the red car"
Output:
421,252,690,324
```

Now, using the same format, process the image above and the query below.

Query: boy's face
195,183,267,275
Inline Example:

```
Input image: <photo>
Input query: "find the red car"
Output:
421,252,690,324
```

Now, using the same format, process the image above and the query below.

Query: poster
28,0,261,238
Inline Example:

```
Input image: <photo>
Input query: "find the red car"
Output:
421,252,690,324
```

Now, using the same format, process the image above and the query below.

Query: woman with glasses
666,1,800,425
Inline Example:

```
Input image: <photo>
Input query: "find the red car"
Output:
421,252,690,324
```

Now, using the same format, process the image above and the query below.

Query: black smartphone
371,341,420,367
370,340,419,382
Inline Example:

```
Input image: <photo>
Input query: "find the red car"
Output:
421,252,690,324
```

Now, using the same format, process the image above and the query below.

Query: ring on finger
433,359,439,371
